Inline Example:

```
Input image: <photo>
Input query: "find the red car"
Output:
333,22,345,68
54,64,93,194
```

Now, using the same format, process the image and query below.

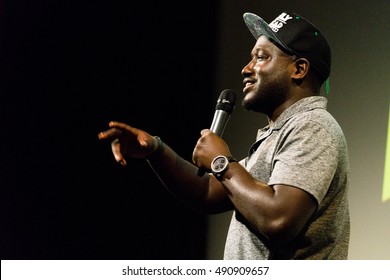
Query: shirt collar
248,96,328,156
259,96,328,137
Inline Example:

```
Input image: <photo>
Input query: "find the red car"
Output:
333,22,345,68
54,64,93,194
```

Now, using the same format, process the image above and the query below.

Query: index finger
97,127,122,140
108,121,137,131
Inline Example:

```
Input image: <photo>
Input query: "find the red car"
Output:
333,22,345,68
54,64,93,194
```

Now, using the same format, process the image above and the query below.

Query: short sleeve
268,120,339,204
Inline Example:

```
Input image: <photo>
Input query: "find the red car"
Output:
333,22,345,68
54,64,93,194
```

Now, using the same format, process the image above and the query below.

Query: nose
242,59,254,76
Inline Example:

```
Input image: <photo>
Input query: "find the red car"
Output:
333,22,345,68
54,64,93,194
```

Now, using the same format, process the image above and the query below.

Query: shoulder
287,107,345,142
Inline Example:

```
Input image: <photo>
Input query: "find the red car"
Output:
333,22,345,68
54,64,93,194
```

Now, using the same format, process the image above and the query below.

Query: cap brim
243,12,292,53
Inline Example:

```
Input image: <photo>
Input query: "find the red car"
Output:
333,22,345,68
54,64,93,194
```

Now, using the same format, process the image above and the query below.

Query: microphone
198,89,236,176
210,89,236,136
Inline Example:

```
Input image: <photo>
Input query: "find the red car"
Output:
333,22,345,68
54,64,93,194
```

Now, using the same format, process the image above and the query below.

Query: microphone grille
216,89,236,114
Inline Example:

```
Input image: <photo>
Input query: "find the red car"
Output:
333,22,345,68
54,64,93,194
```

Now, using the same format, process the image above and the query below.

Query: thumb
200,129,212,136
111,139,127,166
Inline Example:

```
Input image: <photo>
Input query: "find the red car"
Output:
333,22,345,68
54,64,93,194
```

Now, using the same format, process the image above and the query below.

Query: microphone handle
210,110,230,137
197,110,230,176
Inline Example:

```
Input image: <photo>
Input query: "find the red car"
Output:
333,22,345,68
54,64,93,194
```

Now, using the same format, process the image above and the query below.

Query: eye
255,51,269,61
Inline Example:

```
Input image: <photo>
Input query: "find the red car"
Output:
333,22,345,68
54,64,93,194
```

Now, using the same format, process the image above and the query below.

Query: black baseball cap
243,11,331,85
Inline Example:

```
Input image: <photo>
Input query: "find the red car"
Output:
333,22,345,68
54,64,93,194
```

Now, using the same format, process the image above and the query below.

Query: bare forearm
98,122,231,213
146,143,230,213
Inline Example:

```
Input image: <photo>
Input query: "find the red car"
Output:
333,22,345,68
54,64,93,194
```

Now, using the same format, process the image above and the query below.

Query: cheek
254,65,273,81
260,66,287,83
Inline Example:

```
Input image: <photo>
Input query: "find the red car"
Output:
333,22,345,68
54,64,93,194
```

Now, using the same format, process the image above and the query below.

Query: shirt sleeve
268,119,339,205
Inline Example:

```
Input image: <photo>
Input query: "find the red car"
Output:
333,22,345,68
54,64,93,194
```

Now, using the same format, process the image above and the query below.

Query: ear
291,58,310,80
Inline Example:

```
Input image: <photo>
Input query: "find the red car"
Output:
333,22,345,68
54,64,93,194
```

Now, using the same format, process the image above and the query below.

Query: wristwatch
211,155,237,180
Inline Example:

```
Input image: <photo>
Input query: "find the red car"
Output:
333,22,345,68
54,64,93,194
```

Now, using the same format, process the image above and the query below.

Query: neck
268,90,315,122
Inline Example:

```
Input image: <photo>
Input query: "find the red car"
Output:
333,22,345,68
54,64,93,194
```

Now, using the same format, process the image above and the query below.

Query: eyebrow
252,46,270,55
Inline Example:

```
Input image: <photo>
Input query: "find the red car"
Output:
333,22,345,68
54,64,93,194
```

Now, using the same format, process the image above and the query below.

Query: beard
242,70,290,116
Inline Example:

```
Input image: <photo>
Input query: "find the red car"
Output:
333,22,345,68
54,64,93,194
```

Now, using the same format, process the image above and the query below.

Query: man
98,11,350,259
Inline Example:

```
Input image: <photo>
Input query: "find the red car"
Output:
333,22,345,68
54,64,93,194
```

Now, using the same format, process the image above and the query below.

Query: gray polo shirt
224,96,350,259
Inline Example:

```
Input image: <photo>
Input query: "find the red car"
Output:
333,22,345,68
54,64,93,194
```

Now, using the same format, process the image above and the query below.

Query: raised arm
98,121,233,214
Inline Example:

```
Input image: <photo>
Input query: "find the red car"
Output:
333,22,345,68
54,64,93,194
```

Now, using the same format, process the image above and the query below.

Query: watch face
212,156,229,173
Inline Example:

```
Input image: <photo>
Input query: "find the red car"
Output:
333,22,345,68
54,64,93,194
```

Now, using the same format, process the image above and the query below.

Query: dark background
0,0,220,259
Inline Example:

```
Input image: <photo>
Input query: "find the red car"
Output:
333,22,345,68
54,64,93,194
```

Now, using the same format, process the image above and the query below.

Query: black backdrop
0,1,219,259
